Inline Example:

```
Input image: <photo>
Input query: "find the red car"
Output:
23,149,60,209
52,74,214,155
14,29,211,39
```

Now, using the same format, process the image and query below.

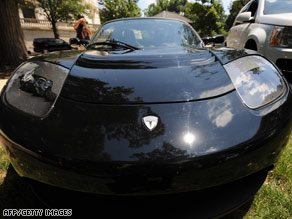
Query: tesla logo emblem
142,116,158,131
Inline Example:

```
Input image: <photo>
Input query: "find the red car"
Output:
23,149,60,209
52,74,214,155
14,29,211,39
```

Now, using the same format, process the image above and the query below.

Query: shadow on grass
0,166,45,209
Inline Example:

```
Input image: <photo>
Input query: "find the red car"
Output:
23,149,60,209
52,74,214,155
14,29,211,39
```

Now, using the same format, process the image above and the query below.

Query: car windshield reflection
264,0,292,14
90,19,203,50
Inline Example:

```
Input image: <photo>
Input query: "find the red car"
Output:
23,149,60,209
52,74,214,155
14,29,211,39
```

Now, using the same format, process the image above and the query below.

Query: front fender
245,25,268,54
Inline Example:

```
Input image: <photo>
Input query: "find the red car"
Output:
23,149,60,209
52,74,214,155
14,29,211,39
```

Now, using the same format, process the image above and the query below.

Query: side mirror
201,37,211,45
69,38,90,46
69,37,81,45
236,12,253,23
79,39,90,46
211,35,225,44
203,35,225,47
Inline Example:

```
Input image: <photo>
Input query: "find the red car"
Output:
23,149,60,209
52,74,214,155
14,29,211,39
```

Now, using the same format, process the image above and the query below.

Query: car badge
142,116,158,131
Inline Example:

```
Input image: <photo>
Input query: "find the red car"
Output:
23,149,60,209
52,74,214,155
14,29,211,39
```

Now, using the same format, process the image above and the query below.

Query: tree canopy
99,0,141,23
144,0,226,37
19,0,90,38
144,0,187,17
185,0,226,37
225,0,249,31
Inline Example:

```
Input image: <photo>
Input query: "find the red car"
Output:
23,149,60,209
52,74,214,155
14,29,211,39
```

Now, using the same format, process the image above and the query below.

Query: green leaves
144,0,187,17
34,0,90,38
185,0,226,37
99,0,141,23
144,0,226,37
36,0,90,22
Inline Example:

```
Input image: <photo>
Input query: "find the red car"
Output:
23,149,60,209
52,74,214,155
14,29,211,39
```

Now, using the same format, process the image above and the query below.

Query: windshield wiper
86,39,142,51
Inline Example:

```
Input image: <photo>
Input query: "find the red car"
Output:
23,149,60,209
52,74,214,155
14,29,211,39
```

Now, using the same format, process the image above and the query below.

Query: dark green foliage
225,0,249,31
144,0,187,16
99,0,141,23
184,0,226,37
144,0,226,37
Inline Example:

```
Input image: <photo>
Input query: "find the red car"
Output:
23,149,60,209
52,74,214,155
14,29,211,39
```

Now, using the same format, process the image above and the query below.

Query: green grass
243,133,292,218
0,134,292,217
0,146,9,184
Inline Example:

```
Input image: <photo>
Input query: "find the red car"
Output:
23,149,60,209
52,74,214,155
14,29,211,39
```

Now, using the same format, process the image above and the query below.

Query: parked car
33,38,72,53
225,0,292,79
201,35,225,47
1,17,292,217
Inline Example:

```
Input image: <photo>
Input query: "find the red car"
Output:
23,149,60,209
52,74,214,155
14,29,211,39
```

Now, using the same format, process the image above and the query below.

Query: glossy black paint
29,46,257,69
30,167,268,218
0,18,292,207
62,48,234,103
29,50,83,69
1,83,292,194
210,47,258,64
28,47,258,104
41,47,258,104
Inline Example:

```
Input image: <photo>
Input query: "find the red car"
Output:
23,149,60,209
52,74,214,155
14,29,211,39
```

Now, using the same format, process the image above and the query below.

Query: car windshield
264,0,292,14
90,19,203,50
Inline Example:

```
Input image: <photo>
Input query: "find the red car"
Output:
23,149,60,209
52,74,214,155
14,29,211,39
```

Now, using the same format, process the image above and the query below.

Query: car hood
59,48,239,104
259,13,292,26
29,50,84,69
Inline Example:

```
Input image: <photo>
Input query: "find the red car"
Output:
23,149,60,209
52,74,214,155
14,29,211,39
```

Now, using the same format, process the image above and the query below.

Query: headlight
270,26,292,48
224,56,285,109
4,61,69,117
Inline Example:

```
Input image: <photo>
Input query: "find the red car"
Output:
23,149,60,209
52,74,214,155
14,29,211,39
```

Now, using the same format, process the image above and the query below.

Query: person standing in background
74,15,92,40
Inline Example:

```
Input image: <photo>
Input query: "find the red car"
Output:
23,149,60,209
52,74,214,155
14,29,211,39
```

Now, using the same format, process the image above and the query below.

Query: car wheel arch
245,39,258,51
245,27,267,52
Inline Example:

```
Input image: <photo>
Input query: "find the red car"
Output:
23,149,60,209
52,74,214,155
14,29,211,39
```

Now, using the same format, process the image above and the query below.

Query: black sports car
33,38,72,53
1,18,292,217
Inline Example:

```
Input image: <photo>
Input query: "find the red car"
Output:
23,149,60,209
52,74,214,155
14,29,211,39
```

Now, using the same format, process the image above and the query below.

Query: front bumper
0,120,289,196
1,86,292,196
264,46,292,75
30,167,269,218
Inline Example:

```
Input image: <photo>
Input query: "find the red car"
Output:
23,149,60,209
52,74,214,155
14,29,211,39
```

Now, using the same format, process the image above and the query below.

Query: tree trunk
51,19,59,38
0,0,28,70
